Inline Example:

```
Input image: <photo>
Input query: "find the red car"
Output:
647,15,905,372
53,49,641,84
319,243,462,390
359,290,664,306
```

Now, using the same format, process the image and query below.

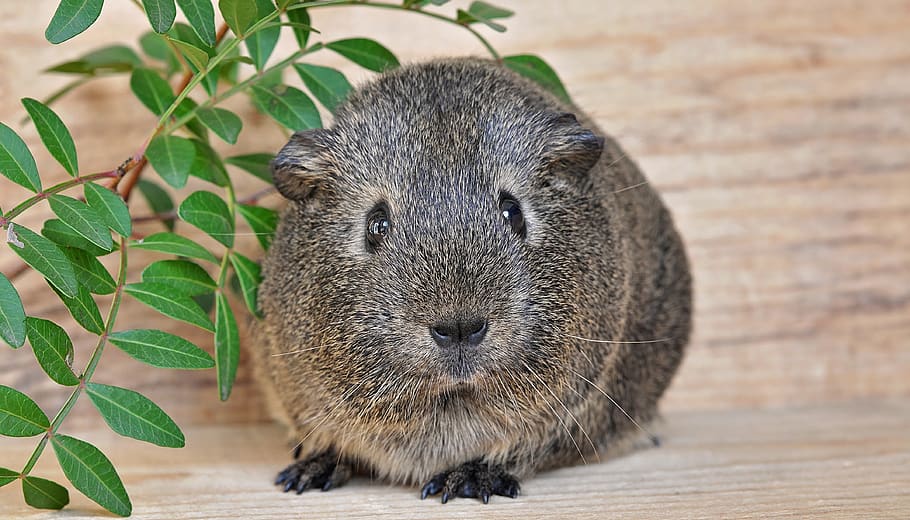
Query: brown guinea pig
253,57,691,503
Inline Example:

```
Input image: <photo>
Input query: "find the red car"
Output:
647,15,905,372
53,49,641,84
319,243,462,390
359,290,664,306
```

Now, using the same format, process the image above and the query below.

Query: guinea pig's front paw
420,459,520,504
274,449,352,494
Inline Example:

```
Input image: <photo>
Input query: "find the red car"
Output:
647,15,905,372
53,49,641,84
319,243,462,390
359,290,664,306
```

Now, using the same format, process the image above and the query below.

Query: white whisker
612,180,648,194
567,334,671,344
570,369,659,445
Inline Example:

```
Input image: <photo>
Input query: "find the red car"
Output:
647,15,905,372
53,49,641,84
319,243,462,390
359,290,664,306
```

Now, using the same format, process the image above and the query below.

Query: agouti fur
253,57,692,503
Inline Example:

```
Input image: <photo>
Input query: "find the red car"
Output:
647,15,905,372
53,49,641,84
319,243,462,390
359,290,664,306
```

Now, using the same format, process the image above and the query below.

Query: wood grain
0,0,908,426
1,400,907,518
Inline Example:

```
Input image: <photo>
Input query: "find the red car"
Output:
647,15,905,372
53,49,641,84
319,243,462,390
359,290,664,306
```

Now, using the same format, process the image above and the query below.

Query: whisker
612,180,648,194
526,364,600,463
569,369,659,446
567,334,671,345
521,362,587,465
271,346,322,356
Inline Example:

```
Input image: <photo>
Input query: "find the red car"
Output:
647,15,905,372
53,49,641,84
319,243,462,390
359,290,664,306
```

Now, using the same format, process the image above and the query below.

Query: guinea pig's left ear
543,112,604,176
270,129,335,201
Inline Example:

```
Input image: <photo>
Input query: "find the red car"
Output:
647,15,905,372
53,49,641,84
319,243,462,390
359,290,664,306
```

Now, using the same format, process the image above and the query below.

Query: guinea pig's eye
499,193,526,238
365,205,391,252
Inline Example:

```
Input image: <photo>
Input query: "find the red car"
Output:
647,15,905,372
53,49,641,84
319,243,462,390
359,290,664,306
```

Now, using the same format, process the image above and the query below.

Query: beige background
1,0,908,430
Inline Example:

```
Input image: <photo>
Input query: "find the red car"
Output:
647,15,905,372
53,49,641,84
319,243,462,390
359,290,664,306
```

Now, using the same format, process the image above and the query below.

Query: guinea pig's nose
430,318,488,348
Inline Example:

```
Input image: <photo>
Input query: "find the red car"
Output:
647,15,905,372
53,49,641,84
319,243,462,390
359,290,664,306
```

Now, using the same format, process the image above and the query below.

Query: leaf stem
0,170,121,226
292,0,501,59
19,235,129,476
165,45,321,133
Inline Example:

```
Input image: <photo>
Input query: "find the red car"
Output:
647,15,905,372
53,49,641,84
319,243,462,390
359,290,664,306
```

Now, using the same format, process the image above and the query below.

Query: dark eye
365,205,391,252
499,193,526,238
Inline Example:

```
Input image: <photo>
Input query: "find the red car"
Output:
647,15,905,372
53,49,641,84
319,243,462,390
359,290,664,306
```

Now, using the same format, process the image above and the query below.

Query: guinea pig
253,57,691,503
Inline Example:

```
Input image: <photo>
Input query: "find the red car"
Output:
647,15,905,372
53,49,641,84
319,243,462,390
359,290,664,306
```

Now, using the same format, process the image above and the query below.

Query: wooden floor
1,400,907,519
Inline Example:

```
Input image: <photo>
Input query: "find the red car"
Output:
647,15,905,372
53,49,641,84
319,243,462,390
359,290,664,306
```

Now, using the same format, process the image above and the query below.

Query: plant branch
19,235,129,476
0,170,122,226
292,0,501,59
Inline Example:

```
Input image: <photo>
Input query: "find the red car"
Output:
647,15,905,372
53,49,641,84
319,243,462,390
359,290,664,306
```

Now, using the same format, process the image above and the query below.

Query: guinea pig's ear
542,112,604,176
270,129,335,201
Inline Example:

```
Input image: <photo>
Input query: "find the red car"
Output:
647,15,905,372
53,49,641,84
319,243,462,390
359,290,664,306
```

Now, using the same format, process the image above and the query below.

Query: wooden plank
0,0,908,425
1,401,907,518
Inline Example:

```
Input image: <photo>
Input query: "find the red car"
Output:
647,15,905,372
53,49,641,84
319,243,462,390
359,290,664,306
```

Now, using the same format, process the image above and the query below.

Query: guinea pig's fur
253,57,691,502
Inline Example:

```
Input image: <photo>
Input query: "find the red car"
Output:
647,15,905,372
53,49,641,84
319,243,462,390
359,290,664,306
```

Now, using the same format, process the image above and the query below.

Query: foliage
0,0,569,516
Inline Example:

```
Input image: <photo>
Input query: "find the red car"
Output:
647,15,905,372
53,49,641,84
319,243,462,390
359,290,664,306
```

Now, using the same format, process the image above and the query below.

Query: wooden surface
1,3,910,516
1,400,908,519
1,0,908,425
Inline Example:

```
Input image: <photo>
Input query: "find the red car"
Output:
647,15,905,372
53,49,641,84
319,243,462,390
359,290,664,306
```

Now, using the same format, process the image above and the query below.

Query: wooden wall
1,0,908,428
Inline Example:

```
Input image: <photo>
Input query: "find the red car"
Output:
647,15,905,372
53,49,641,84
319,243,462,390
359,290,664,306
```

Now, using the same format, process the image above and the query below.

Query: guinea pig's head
265,61,614,431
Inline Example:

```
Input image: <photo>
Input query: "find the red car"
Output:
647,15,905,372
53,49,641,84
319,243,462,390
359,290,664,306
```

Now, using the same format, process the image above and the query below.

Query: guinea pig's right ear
542,112,604,177
270,129,335,201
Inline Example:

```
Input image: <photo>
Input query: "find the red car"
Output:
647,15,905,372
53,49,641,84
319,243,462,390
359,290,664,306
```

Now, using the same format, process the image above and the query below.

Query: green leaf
45,0,104,44
146,135,196,188
42,219,113,257
85,383,184,447
246,0,279,71
326,38,399,73
142,259,216,296
140,32,182,74
251,85,321,131
169,38,209,70
84,183,131,237
8,225,78,298
219,0,257,36
21,98,79,176
109,329,214,369
503,54,571,104
130,67,176,116
178,191,235,247
62,247,116,295
0,122,41,192
229,252,261,316
48,195,113,251
22,476,69,510
51,283,105,335
125,282,215,332
285,7,311,48
188,138,228,187
0,467,17,488
142,0,177,33
237,204,278,250
0,385,49,437
45,45,143,75
136,179,175,230
25,317,80,386
456,1,513,32
174,97,210,141
294,63,351,112
0,273,26,348
215,293,239,401
51,434,132,517
132,232,218,263
196,107,242,144
177,0,216,46
225,153,272,183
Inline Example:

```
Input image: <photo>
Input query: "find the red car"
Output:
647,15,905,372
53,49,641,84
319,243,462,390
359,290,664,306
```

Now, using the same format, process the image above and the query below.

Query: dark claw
293,444,303,459
419,460,521,504
420,474,445,499
273,449,351,496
